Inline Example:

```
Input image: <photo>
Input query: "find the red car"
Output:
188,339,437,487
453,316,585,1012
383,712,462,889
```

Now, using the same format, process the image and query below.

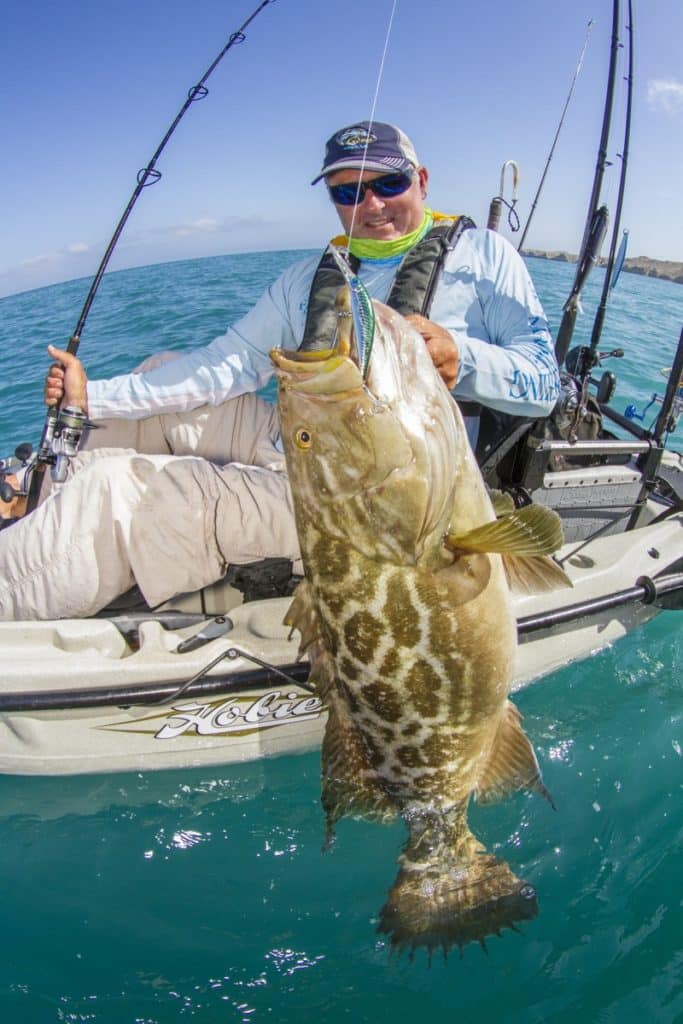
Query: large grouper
270,278,569,956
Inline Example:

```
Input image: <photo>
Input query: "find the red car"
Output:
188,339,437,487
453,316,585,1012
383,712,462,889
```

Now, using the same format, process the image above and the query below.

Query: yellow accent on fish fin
489,488,516,518
502,552,574,595
446,504,564,557
283,579,321,656
475,700,555,807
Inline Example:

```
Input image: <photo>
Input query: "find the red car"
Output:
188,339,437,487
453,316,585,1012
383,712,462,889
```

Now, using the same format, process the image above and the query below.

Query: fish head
271,286,467,564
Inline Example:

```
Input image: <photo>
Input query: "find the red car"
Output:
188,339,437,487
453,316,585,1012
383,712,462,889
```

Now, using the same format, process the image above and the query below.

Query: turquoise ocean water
0,252,681,1022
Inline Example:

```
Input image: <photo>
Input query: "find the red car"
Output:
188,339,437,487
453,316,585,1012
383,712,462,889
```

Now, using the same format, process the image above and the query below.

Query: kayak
1,435,680,776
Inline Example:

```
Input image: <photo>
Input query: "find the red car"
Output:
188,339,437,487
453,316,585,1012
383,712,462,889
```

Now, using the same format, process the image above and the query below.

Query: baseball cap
311,121,420,185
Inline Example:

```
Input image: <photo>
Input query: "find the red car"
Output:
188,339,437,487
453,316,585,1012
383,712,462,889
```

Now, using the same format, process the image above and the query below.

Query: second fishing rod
23,0,277,515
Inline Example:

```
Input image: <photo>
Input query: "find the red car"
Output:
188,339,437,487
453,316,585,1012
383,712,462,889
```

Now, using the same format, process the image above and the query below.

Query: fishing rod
583,0,633,371
555,0,621,366
25,0,277,513
517,19,594,253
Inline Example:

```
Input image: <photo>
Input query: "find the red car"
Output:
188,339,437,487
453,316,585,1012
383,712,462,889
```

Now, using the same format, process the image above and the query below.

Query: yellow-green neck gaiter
342,209,435,261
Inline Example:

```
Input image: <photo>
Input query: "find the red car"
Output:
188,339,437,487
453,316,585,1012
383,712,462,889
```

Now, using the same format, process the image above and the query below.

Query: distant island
522,250,683,285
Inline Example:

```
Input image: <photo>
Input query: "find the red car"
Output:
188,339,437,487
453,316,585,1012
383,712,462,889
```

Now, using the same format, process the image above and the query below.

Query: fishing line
517,18,594,252
345,0,398,249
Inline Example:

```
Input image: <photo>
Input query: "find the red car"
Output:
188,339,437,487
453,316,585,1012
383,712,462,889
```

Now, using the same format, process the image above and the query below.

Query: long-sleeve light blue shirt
87,228,559,424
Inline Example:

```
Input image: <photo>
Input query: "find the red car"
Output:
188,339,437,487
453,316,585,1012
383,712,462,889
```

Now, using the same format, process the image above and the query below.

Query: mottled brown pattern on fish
361,730,387,771
322,589,348,618
343,609,384,664
427,602,460,648
312,535,350,578
395,744,427,769
404,659,442,717
339,656,360,682
383,573,422,647
380,646,401,678
360,681,403,723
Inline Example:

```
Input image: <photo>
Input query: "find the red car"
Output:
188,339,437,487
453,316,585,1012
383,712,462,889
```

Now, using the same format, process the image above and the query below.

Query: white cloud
174,218,219,238
20,253,59,268
65,242,90,254
647,79,683,114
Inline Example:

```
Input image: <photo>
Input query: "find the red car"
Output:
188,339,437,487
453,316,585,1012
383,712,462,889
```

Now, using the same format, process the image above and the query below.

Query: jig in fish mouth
272,245,376,380
270,285,366,384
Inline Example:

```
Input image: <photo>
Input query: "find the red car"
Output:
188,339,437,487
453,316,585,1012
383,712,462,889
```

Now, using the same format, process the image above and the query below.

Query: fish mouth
269,342,365,400
269,346,348,375
270,285,363,380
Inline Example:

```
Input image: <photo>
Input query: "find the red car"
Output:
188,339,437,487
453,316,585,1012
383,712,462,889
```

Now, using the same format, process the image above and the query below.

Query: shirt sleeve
444,229,560,418
86,256,318,421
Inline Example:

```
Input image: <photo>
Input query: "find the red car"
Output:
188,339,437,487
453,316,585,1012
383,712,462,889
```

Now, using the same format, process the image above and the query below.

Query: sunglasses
327,170,415,207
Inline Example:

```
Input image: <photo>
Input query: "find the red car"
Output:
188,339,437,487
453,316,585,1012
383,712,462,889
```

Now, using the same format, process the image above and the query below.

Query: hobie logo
337,127,377,150
155,690,324,740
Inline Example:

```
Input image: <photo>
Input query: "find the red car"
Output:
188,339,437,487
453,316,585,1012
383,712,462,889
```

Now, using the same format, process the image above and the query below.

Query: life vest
299,213,475,351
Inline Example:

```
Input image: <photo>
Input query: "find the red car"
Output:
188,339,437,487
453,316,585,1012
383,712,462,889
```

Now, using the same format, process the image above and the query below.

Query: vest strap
385,216,475,318
299,251,360,352
299,215,475,351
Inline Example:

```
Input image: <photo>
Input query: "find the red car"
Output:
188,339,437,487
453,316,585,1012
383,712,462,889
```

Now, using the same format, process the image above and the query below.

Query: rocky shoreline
522,249,683,285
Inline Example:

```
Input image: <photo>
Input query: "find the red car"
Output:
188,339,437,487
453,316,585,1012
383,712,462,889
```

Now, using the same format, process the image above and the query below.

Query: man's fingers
45,347,68,406
47,344,77,366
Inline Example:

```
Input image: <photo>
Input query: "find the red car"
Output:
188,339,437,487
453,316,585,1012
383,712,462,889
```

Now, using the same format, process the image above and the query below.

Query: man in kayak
0,121,560,620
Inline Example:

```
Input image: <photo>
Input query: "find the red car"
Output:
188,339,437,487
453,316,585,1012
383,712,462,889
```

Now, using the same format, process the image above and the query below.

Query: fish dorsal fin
446,504,564,556
475,700,555,807
283,578,321,656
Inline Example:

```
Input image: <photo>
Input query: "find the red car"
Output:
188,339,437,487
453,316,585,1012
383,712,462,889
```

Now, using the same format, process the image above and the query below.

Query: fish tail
378,815,537,958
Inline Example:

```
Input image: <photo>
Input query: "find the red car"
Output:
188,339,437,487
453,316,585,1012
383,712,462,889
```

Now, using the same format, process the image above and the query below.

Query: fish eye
295,427,312,449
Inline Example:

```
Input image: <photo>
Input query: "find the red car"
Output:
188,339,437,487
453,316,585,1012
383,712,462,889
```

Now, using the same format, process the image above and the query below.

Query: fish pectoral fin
475,700,555,807
446,504,564,557
283,578,322,655
502,552,573,595
488,487,516,517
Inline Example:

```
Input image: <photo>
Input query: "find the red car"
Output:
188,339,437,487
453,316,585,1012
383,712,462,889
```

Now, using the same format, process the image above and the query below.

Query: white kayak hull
1,511,680,776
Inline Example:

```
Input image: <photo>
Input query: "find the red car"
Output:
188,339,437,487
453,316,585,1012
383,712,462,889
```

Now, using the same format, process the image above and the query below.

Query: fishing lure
328,245,376,380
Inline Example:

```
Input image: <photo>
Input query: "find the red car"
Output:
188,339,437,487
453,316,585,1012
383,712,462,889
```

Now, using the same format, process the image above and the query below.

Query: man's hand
45,346,89,412
405,314,459,390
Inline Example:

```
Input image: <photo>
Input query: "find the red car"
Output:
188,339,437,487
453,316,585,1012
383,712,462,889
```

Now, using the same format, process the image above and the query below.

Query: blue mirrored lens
328,172,413,206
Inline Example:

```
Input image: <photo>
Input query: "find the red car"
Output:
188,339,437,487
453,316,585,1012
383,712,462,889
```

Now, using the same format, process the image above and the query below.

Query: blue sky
2,0,682,297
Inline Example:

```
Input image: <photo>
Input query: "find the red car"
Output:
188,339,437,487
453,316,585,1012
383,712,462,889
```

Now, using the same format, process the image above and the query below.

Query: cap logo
336,127,377,151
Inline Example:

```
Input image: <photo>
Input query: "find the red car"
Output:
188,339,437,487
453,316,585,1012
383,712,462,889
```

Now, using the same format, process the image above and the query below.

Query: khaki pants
0,394,300,621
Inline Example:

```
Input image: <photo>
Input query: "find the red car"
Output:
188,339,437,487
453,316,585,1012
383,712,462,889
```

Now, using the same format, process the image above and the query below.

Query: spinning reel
0,404,93,512
558,344,624,443
625,368,683,436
